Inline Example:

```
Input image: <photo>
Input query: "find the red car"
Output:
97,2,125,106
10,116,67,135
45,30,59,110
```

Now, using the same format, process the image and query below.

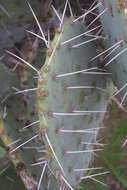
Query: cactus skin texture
99,0,127,102
0,64,19,102
37,18,114,189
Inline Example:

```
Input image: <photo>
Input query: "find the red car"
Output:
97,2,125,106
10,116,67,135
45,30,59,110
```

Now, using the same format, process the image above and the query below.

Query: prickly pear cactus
0,60,59,189
0,0,121,189
0,63,39,189
99,0,127,103
37,18,114,189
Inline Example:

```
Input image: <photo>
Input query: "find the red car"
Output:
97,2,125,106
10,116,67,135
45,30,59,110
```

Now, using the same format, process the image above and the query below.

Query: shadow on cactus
0,0,51,56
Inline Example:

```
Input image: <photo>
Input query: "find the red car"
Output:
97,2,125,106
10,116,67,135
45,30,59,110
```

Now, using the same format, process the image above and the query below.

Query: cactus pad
37,18,114,188
99,0,127,103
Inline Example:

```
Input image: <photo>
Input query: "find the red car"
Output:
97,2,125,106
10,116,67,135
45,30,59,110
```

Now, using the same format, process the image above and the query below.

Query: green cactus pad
99,0,127,103
0,55,60,189
0,89,40,189
37,18,114,188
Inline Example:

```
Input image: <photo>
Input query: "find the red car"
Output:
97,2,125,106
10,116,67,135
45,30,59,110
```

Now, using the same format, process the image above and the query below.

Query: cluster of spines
2,0,127,189
5,1,109,189
36,1,112,189
98,0,127,107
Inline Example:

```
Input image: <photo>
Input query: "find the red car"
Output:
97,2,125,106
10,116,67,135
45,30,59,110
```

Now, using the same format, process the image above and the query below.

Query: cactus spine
1,0,126,189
